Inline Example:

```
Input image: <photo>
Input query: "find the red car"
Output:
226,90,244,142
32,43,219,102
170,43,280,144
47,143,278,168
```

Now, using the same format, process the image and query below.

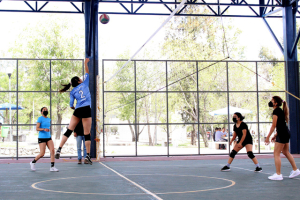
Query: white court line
228,165,300,180
96,161,300,168
100,162,163,200
103,164,218,168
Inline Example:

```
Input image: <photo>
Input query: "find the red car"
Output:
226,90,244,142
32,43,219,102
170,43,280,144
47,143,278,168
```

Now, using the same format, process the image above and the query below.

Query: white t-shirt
215,131,225,141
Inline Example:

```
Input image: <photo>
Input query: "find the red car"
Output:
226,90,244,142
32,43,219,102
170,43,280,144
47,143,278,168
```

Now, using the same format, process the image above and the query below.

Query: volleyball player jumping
55,58,93,165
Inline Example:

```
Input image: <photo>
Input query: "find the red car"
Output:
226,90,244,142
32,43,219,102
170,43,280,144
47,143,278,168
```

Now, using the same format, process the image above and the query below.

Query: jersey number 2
79,90,85,99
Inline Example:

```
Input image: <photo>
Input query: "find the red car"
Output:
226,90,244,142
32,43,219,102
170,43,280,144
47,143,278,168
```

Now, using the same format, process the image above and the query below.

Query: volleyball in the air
100,14,110,24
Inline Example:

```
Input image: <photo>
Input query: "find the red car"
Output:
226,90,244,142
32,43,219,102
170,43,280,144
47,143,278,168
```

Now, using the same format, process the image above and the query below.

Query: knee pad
230,150,237,158
64,129,73,138
84,134,91,141
247,151,255,159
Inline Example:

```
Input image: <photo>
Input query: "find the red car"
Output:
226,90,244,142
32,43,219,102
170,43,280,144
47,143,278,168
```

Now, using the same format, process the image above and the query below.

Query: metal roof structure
0,0,298,18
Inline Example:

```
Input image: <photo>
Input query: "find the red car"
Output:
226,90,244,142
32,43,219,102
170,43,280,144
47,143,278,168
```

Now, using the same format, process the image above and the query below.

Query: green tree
9,14,84,139
161,6,245,146
0,63,17,125
105,50,167,145
110,125,118,135
258,46,286,123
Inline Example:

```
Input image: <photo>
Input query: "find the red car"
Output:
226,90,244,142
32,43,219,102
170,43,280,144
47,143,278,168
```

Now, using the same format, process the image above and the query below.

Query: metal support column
283,0,300,153
84,0,99,158
259,0,265,16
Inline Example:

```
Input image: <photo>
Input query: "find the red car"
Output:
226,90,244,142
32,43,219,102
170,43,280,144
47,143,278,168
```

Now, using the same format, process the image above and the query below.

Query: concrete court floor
0,154,300,200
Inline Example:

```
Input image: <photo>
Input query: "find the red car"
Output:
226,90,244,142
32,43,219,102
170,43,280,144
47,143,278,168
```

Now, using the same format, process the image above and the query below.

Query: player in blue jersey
55,58,92,164
30,107,59,172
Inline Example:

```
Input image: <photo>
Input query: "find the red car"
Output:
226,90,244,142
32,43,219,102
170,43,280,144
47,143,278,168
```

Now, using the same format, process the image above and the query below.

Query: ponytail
234,112,245,121
283,101,289,123
272,96,289,123
59,83,71,93
59,76,80,93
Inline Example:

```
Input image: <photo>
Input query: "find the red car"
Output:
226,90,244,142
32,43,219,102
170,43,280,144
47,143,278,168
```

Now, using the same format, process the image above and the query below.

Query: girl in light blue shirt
30,107,58,172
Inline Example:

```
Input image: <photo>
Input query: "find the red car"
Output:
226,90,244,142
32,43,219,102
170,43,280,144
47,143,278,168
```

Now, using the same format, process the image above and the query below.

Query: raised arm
85,58,90,74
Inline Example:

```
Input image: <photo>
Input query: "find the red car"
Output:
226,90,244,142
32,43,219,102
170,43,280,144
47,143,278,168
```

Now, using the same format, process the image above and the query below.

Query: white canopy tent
209,106,252,116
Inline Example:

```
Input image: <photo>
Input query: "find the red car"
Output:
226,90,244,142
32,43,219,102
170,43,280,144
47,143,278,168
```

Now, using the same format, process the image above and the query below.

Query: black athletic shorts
238,138,253,147
276,129,290,144
73,106,91,118
38,138,52,144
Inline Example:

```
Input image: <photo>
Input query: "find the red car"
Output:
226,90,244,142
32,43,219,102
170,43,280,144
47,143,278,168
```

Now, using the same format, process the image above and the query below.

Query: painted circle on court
31,174,235,195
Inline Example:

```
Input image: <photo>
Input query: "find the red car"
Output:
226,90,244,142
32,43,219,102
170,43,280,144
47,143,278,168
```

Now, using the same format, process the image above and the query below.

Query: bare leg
282,143,298,171
58,135,68,149
68,115,81,130
274,142,285,175
245,144,258,165
47,140,55,163
58,115,80,148
34,143,46,161
227,145,243,164
82,117,92,154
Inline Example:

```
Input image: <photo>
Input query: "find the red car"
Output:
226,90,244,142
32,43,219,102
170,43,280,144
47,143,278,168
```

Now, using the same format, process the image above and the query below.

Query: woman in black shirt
265,96,300,180
221,112,262,172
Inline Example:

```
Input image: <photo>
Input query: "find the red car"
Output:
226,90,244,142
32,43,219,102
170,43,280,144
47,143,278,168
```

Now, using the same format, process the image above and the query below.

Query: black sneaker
85,155,93,165
55,151,61,159
255,167,262,172
221,166,230,171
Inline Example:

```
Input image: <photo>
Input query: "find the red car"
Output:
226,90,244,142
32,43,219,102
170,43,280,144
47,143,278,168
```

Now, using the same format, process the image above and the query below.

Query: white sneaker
50,166,59,172
268,173,283,180
30,161,36,171
289,169,300,178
